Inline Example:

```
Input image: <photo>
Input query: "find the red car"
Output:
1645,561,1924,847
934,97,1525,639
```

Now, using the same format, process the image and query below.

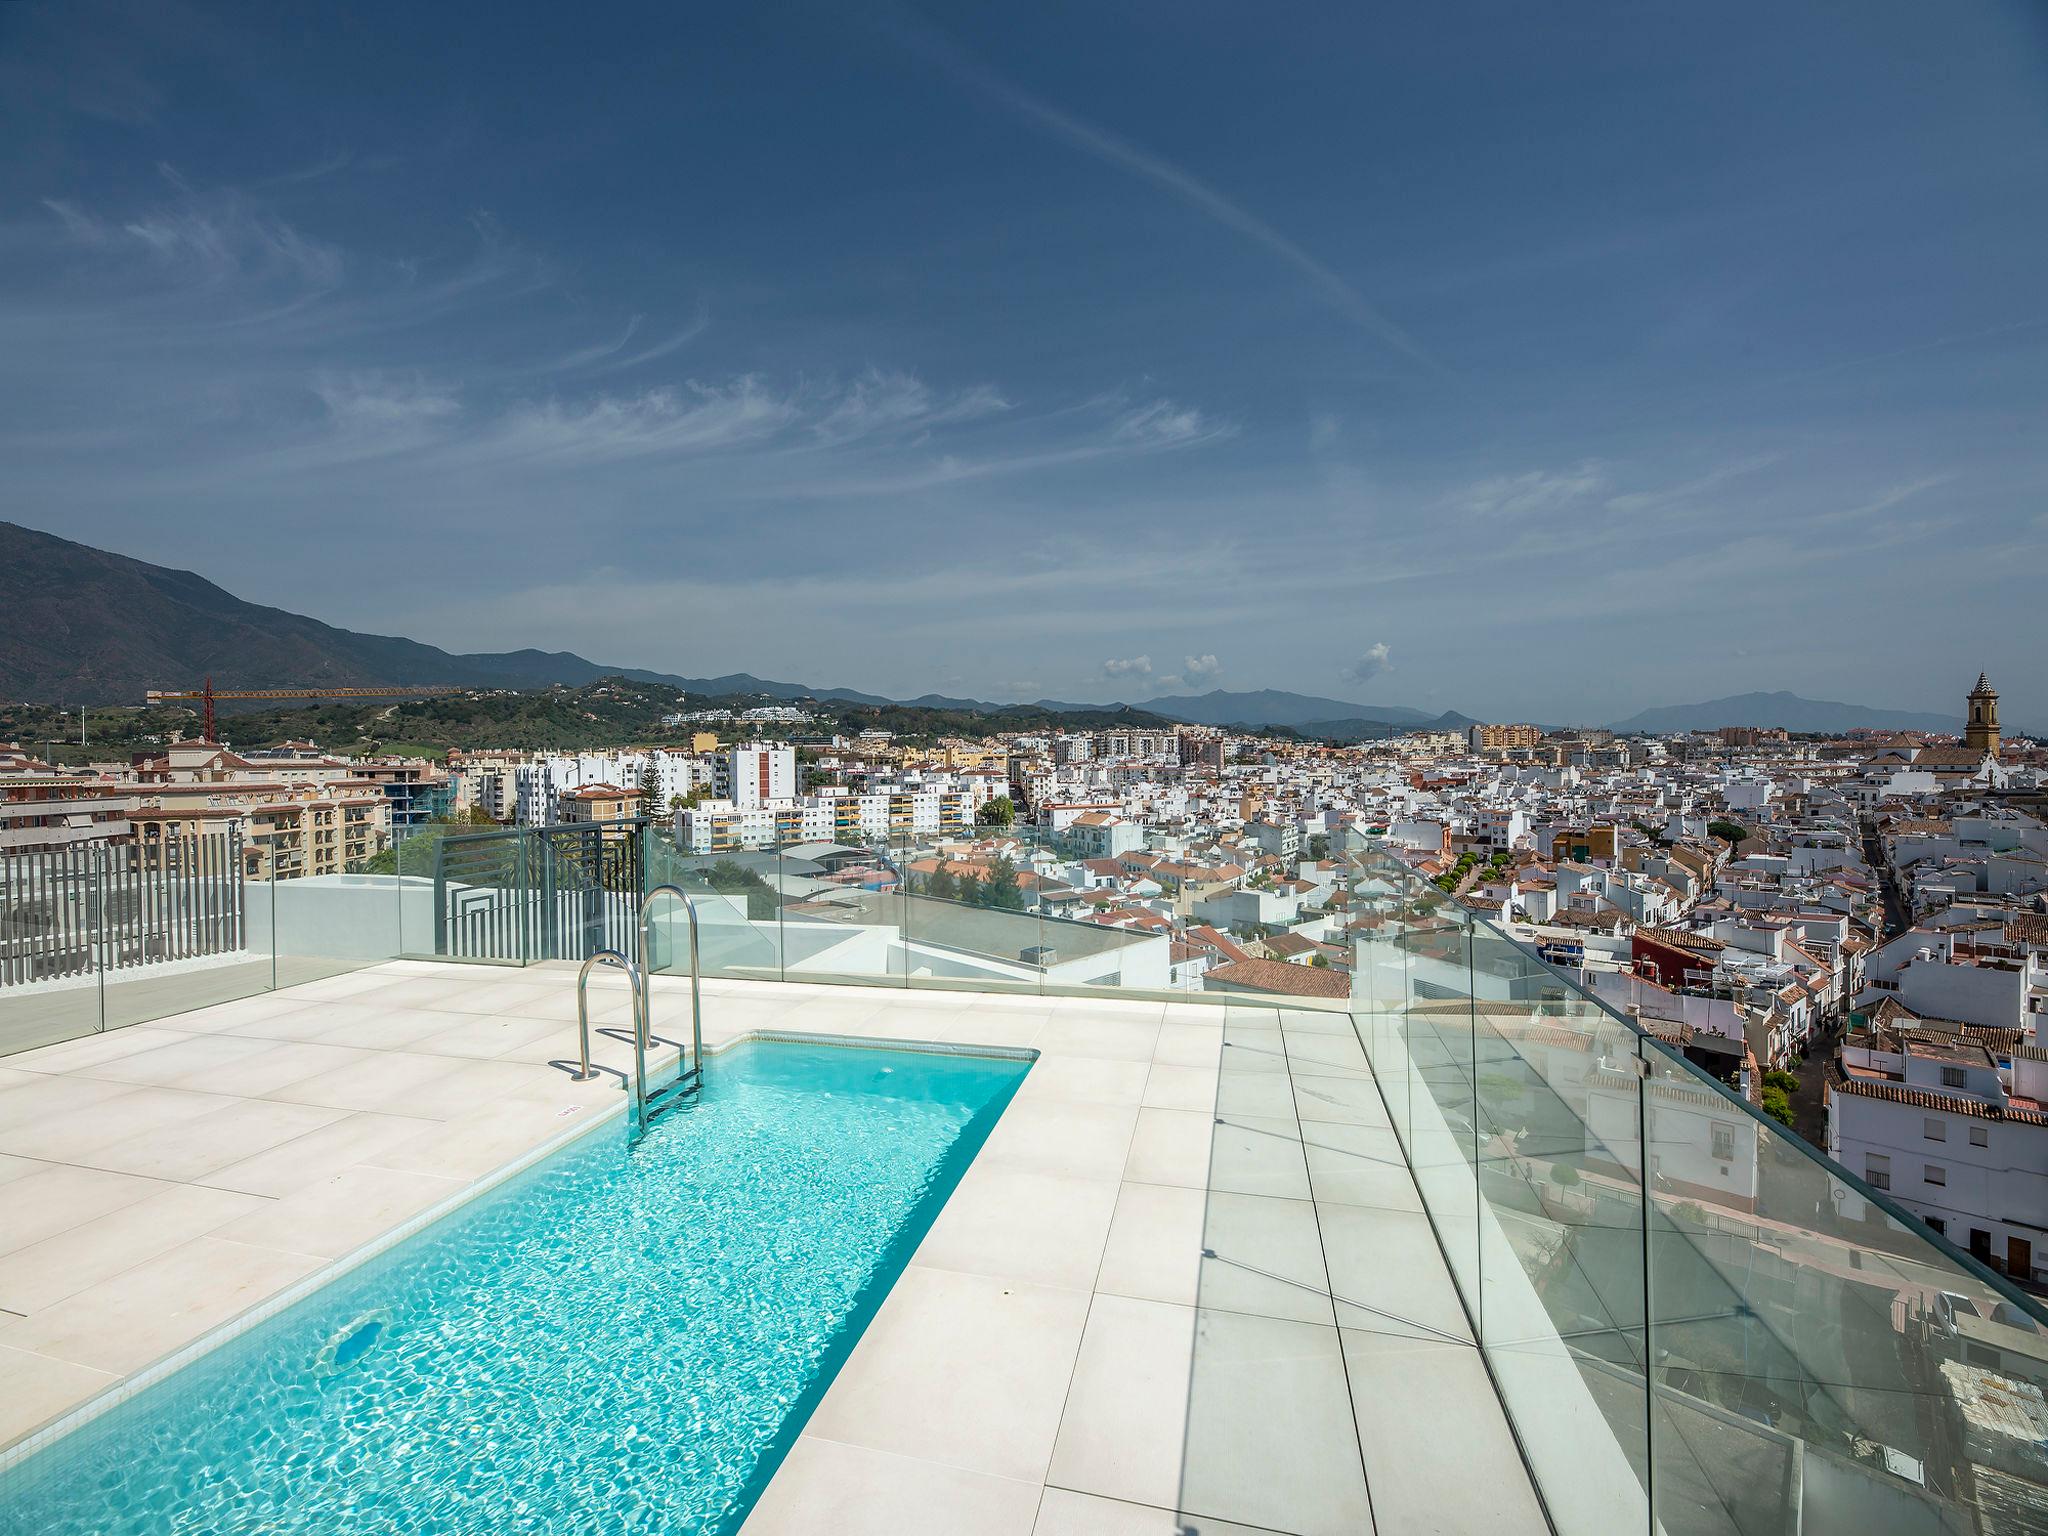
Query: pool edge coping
0,1028,1039,1473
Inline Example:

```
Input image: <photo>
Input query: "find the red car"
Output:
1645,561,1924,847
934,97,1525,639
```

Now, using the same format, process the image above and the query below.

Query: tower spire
1965,672,2000,758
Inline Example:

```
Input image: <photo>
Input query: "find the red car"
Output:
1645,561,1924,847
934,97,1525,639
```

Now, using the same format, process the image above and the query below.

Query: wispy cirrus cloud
810,368,1009,446
1603,452,1781,515
1457,460,1608,517
892,20,1439,373
487,378,800,464
44,174,346,291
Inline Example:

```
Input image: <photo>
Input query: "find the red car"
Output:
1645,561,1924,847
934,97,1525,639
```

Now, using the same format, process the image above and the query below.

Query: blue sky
4,1,2045,725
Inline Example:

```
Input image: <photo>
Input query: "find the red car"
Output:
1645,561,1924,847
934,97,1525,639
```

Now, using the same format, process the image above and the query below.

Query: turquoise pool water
0,1040,1028,1535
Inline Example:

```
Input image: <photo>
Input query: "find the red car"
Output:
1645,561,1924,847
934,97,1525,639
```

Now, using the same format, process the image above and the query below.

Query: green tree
353,810,495,875
977,795,1016,827
955,870,985,906
925,864,960,902
637,762,662,819
1759,1086,1794,1128
1708,819,1748,846
979,855,1026,911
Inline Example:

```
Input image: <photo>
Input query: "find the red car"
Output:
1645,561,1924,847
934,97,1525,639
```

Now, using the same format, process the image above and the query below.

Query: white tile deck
0,961,1546,1533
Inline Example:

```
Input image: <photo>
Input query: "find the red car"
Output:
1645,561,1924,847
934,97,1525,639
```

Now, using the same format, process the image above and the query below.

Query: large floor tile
214,1163,465,1259
0,1162,169,1257
1213,1071,1299,1120
1096,1182,1207,1308
742,1436,1041,1536
0,1183,265,1314
0,1071,152,1145
0,1083,241,1163
67,1031,291,1088
195,1108,442,1198
1292,1072,1391,1127
1208,1114,1311,1200
1341,1329,1548,1534
0,1237,324,1375
978,1099,1139,1181
260,1051,537,1120
1152,1023,1225,1070
1198,1192,1333,1325
405,1011,571,1060
1122,1108,1216,1190
807,1265,1091,1484
1142,1064,1219,1113
3,1026,196,1077
1280,1033,1372,1078
361,1092,603,1180
1179,1309,1373,1536
74,1096,348,1182
1016,1056,1151,1108
0,1343,121,1448
1045,1294,1197,1511
1036,1015,1162,1064
913,1164,1120,1292
1034,1489,1289,1536
1318,1204,1474,1343
1300,1121,1423,1213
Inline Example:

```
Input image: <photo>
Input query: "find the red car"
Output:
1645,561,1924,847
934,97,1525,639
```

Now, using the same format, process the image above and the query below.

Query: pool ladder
573,885,706,1130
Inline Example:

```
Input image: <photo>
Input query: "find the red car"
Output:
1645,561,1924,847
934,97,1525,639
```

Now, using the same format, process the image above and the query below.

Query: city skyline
4,2,2046,723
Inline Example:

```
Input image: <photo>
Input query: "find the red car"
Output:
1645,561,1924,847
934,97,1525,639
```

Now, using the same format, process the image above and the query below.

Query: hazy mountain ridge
1133,689,1437,729
1606,690,1965,735
6,524,2012,735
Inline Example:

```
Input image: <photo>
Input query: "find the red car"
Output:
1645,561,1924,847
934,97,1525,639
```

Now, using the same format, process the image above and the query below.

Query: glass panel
99,830,276,1032
1468,922,1650,1536
0,839,105,1055
266,829,406,986
1397,883,1481,1308
644,826,787,982
900,831,1049,995
1641,1036,2048,1535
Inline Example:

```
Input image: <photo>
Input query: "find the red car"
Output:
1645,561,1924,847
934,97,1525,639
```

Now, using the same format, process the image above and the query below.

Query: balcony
0,831,2043,1534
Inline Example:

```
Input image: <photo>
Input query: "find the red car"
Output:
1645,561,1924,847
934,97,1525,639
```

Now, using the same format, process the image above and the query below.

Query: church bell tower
1965,673,2000,758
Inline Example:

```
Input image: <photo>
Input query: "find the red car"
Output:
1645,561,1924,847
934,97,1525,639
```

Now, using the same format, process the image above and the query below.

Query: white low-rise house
1829,1007,2048,1287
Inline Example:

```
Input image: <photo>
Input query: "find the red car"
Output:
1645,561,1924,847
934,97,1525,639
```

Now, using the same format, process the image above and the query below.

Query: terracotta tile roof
1828,1063,2048,1126
1204,957,1351,999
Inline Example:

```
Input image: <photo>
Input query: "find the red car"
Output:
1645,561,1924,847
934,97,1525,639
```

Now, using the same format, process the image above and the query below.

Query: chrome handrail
639,883,704,1094
573,947,640,1087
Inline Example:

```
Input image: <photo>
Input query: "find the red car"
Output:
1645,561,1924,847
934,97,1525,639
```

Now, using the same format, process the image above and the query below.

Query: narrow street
1860,814,1911,938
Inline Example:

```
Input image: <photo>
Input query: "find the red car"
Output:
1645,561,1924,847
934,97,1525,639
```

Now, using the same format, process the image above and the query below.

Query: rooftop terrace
1,827,2043,1533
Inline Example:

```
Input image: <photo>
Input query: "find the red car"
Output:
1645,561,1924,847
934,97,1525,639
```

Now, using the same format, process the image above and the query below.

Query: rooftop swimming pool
0,1038,1030,1535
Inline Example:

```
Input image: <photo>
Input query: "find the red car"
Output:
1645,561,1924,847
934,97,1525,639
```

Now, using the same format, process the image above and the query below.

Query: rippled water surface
0,1040,1027,1536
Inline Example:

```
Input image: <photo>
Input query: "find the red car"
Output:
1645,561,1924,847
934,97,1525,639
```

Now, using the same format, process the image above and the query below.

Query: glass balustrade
1346,843,2048,1536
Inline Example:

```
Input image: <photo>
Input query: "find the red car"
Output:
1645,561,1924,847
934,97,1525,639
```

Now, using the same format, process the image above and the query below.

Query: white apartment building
715,746,798,808
676,783,977,854
515,751,717,825
1830,1018,2048,1287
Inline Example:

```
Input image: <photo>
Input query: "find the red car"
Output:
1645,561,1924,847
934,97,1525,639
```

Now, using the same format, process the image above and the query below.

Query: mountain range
1604,690,1967,736
0,521,2003,737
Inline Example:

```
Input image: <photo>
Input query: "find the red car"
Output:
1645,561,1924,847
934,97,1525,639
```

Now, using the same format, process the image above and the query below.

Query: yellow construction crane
145,679,461,743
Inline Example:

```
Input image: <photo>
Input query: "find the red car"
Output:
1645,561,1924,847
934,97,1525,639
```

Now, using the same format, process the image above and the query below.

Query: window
1711,1124,1734,1162
1865,1154,1891,1190
1924,1117,1947,1142
1928,1217,1947,1236
1970,1125,1989,1147
1925,1164,1947,1187
1941,1067,1967,1090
